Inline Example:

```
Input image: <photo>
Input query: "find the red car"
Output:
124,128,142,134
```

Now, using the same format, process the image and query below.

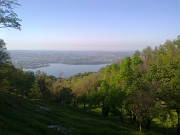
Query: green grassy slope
0,91,155,135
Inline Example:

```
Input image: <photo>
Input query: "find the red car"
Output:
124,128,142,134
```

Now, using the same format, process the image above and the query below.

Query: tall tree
0,39,10,66
35,70,50,100
0,39,11,87
0,0,21,89
0,62,15,91
141,46,154,69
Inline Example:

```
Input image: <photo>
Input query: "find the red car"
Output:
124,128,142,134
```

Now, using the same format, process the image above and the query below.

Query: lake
24,63,109,78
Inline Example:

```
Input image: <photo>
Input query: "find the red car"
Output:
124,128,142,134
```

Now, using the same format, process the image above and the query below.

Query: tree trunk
177,110,180,135
16,89,18,95
120,110,123,122
139,121,142,132
8,88,11,94
21,90,24,98
76,100,78,107
102,103,109,117
83,102,86,109
73,97,76,106
132,115,136,124
119,104,123,122
145,117,153,130
129,111,133,124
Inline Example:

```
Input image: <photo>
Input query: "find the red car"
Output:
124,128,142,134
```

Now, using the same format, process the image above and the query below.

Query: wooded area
1,1,180,134
1,36,180,134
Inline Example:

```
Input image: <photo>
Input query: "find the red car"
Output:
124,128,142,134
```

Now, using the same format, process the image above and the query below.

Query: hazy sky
1,0,180,51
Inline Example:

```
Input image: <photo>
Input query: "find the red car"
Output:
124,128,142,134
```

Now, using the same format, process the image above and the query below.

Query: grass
0,90,163,135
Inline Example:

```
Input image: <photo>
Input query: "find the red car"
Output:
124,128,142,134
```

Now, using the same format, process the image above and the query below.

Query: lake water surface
24,63,109,78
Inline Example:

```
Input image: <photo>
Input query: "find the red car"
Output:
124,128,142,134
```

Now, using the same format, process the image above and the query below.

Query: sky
1,0,180,51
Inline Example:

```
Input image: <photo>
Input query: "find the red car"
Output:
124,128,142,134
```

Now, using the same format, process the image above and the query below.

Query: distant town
9,50,134,69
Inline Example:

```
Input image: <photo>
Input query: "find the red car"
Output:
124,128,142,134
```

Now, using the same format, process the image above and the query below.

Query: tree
97,79,110,116
0,61,15,91
58,87,72,105
119,56,133,93
0,0,21,30
30,83,41,101
0,39,10,65
20,71,35,97
174,35,180,49
50,79,62,102
127,90,156,132
158,60,180,134
0,0,21,89
35,70,50,100
0,39,11,86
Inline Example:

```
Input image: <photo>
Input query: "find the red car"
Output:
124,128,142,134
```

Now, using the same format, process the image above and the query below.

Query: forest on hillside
1,1,180,134
1,36,180,134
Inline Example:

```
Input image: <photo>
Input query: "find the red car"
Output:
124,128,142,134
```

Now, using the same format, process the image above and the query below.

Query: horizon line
7,49,136,52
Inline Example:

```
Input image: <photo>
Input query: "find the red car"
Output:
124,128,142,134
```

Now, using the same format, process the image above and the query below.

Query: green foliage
0,39,10,65
59,87,73,104
1,35,180,133
35,70,50,100
0,91,147,135
0,0,21,30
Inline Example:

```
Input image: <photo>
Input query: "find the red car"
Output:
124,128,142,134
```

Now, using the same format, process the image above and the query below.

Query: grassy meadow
0,90,175,135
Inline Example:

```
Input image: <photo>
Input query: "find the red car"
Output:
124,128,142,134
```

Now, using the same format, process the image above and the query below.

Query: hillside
0,91,152,135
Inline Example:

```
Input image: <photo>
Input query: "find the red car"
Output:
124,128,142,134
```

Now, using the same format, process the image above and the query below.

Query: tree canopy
0,38,10,65
0,0,21,30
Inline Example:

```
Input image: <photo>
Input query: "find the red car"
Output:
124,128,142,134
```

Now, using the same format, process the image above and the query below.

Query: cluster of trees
87,37,180,133
1,1,180,134
0,0,75,105
2,36,180,134
1,25,180,134
0,63,35,97
86,37,180,133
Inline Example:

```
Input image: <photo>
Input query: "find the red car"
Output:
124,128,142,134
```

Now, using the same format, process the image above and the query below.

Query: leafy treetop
0,0,21,30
